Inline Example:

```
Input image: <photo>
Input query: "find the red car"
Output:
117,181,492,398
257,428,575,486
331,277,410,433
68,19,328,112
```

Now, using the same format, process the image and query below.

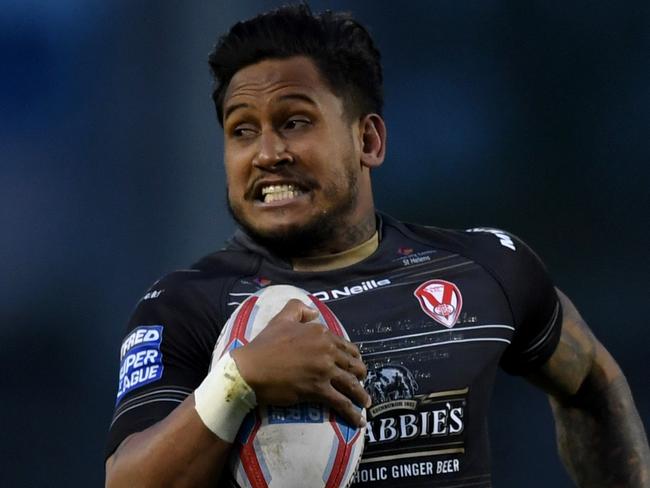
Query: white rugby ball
211,284,366,488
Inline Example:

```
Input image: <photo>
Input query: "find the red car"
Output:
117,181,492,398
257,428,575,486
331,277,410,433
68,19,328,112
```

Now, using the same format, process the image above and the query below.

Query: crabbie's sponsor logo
363,390,468,444
357,372,468,485
312,279,391,301
414,280,463,328
363,366,467,444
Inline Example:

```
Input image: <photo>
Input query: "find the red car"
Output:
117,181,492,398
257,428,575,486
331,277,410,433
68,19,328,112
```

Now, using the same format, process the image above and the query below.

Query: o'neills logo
313,279,391,301
414,279,463,328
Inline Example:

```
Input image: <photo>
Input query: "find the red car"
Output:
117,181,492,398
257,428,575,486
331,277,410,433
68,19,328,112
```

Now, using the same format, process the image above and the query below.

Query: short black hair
208,4,383,125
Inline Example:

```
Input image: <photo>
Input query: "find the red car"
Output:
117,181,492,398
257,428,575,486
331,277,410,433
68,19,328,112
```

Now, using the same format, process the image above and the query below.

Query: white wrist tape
194,351,257,442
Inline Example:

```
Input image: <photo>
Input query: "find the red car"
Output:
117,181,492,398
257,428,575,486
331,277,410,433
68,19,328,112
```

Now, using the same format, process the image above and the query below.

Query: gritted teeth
261,184,299,195
259,183,305,203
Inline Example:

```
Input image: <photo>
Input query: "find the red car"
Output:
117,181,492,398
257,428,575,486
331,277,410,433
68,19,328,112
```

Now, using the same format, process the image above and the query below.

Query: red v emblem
414,280,463,328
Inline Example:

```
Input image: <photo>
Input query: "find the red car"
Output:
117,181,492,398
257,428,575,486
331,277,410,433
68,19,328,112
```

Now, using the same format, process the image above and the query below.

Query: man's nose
252,130,292,170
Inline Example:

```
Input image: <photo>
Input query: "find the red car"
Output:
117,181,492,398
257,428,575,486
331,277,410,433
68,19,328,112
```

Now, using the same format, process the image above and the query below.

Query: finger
329,334,361,359
333,348,367,381
320,386,368,428
275,299,319,323
343,340,362,359
299,304,320,323
331,370,372,409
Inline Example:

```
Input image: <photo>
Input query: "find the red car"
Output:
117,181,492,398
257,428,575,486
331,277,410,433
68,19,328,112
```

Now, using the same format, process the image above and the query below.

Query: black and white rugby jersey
106,213,561,488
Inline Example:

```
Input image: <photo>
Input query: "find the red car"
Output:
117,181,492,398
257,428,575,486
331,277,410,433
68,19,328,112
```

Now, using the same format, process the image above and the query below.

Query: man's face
223,56,370,256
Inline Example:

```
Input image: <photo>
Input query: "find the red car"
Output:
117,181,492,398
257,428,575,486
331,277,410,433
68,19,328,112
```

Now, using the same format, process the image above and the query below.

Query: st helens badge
414,279,463,328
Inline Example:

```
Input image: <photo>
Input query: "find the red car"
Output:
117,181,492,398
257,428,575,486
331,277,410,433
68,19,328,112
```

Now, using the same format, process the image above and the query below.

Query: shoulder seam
390,221,520,330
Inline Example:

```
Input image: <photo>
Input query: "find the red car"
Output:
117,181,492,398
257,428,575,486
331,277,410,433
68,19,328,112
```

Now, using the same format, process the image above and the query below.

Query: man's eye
232,126,257,138
283,118,310,130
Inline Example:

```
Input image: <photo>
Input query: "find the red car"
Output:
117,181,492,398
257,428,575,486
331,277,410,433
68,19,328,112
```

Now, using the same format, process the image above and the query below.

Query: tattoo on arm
550,374,650,488
529,290,650,487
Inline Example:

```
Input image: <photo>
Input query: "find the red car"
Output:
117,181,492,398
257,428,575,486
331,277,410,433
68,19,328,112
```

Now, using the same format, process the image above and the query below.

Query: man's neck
307,211,376,256
292,231,379,272
233,210,378,269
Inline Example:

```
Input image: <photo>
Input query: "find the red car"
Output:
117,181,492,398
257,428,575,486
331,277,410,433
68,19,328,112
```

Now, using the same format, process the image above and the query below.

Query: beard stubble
227,166,359,258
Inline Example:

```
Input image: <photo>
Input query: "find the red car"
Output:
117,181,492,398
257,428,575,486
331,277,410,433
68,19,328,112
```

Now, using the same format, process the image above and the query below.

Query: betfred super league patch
414,280,463,328
116,325,164,403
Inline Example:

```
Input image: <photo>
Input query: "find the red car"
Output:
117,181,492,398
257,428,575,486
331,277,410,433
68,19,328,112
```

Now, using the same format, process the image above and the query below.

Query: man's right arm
105,299,370,487
105,395,231,488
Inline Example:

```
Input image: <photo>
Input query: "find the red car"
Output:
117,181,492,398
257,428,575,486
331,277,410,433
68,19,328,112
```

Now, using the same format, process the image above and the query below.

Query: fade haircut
208,4,383,125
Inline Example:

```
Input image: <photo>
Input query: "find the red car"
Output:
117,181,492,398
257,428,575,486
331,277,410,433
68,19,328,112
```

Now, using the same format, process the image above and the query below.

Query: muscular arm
105,300,370,487
105,395,231,488
526,289,650,487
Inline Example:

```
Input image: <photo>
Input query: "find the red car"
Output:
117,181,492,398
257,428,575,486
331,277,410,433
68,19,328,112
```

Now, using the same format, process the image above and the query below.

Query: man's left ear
358,114,386,169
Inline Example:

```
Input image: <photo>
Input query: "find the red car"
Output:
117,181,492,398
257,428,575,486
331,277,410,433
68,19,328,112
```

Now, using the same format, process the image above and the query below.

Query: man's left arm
526,289,650,487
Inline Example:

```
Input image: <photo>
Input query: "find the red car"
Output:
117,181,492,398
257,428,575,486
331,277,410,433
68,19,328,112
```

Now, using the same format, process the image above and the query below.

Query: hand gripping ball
210,285,366,488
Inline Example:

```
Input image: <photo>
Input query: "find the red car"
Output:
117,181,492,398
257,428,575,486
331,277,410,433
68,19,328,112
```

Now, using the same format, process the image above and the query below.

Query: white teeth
260,184,304,203
262,188,303,203
261,184,297,195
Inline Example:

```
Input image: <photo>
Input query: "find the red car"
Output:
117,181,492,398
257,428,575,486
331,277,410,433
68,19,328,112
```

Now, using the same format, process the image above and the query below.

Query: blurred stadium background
1,1,648,485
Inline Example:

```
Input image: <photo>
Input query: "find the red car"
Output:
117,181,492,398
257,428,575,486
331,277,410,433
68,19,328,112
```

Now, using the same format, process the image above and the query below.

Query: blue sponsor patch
116,325,164,404
267,403,324,424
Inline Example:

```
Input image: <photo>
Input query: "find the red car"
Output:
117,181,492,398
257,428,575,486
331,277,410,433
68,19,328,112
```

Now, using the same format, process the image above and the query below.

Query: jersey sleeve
466,228,562,375
105,271,222,459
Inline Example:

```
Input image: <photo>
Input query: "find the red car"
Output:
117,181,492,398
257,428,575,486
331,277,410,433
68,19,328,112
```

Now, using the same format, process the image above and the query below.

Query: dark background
1,1,648,486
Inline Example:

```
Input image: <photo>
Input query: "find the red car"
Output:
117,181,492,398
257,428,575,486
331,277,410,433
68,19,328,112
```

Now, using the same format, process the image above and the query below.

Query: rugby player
105,6,649,487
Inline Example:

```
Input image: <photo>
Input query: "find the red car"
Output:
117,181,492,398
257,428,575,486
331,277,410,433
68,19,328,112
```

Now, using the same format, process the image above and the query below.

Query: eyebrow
224,102,250,122
223,93,318,122
277,93,318,107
